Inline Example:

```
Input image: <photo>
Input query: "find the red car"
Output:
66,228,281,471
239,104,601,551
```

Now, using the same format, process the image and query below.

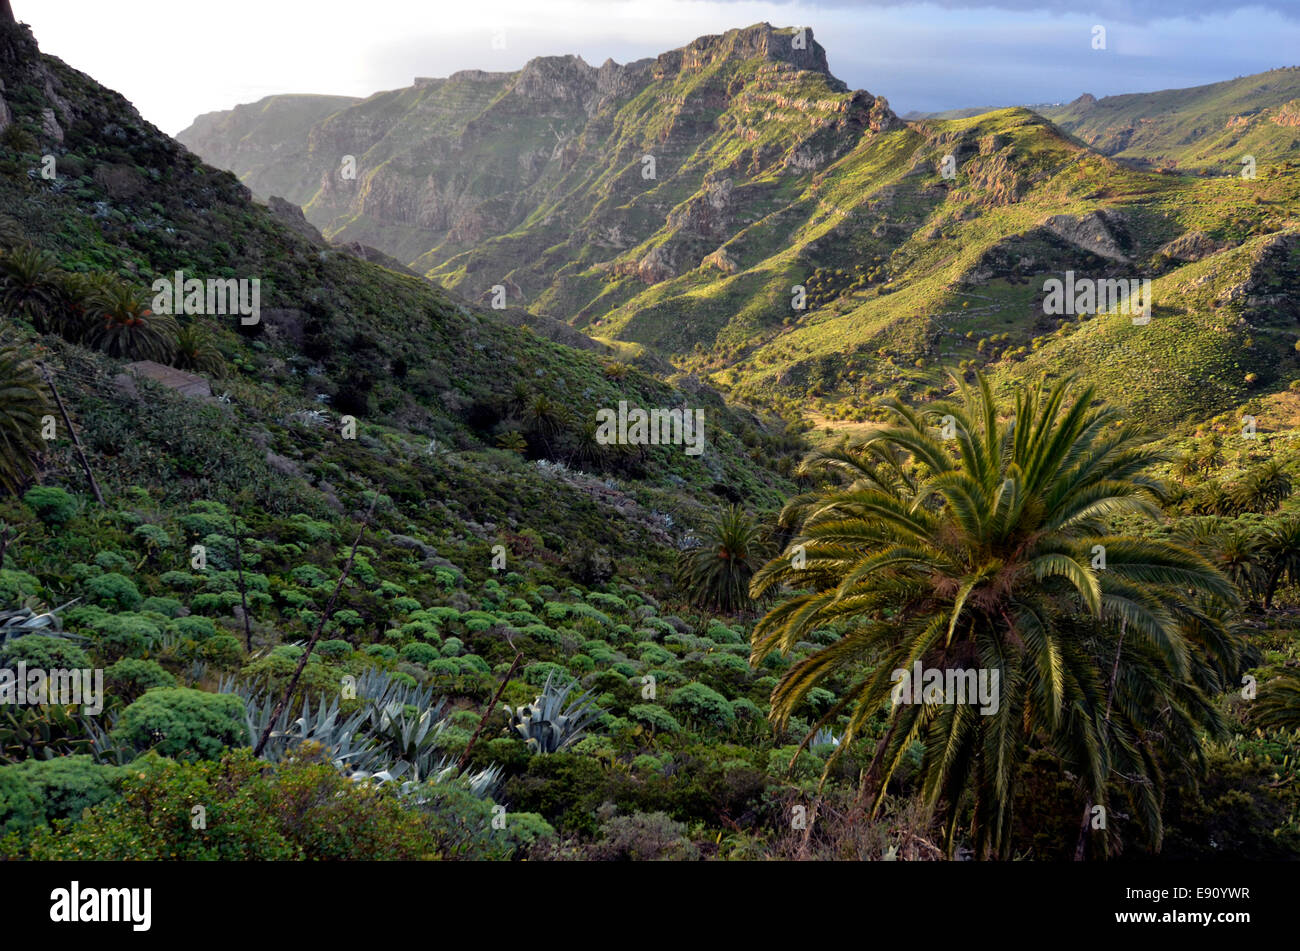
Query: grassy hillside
1039,68,1300,172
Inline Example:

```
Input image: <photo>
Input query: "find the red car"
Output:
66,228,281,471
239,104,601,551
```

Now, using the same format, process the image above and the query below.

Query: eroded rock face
1041,209,1132,262
1158,230,1226,262
178,22,900,302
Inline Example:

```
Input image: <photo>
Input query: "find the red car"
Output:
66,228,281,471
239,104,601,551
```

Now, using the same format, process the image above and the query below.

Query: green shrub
0,768,43,839
315,639,353,658
87,613,161,659
111,688,245,761
200,634,243,667
667,682,735,728
0,569,41,603
0,635,91,669
19,750,517,860
105,658,176,702
139,596,183,618
2,756,127,830
86,573,143,611
627,704,682,734
399,642,439,665
93,551,129,572
170,616,216,641
22,486,77,526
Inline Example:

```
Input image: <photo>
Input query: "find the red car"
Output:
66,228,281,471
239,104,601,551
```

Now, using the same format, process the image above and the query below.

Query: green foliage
675,504,769,613
85,572,143,611
667,682,735,729
0,634,90,669
750,373,1244,859
111,688,245,761
22,486,76,526
105,658,176,702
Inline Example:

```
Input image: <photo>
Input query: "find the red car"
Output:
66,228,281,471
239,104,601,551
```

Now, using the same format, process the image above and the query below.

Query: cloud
696,0,1300,21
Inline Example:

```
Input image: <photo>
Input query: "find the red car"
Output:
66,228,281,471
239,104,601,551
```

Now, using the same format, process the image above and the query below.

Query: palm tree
1258,516,1300,609
84,280,177,362
1235,460,1293,513
1252,670,1300,733
1208,528,1262,603
171,322,224,377
52,271,100,343
749,373,1242,859
676,504,770,614
523,392,569,456
0,243,63,334
0,345,50,495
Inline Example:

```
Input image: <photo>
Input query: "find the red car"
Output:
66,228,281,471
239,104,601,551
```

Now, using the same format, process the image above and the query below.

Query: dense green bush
667,682,735,728
0,634,91,669
14,750,524,860
22,486,77,526
0,756,126,834
111,688,245,761
105,658,176,702
86,572,143,611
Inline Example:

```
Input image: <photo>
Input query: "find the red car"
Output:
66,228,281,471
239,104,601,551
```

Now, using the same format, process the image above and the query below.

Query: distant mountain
182,94,361,201
1039,68,1300,172
179,33,1300,430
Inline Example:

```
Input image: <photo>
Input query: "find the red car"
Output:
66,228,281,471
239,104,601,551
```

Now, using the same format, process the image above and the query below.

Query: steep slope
0,10,797,572
179,30,1300,435
180,94,361,201
1039,68,1300,172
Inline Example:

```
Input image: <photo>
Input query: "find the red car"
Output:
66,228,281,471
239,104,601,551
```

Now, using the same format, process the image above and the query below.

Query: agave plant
0,345,51,495
84,279,177,362
0,704,95,763
364,697,451,782
0,598,81,647
509,670,602,754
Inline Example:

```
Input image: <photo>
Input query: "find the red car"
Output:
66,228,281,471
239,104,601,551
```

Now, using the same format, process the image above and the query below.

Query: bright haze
17,0,1300,135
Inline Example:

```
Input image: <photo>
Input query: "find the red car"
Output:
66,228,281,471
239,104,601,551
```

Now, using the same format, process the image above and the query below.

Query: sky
15,0,1300,135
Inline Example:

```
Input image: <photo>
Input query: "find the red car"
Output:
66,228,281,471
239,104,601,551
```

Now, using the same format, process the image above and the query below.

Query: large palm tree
85,279,177,362
0,345,51,494
676,504,770,614
749,373,1243,859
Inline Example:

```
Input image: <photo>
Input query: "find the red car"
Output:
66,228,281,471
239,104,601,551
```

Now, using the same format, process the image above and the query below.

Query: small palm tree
1251,669,1300,733
496,429,527,455
750,373,1242,859
1259,516,1300,609
171,322,224,377
675,504,769,614
85,280,177,362
52,271,100,343
0,243,63,334
1235,460,1293,513
0,346,50,495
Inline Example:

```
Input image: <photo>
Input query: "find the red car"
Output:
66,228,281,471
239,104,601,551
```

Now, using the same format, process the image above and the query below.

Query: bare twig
37,362,103,504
